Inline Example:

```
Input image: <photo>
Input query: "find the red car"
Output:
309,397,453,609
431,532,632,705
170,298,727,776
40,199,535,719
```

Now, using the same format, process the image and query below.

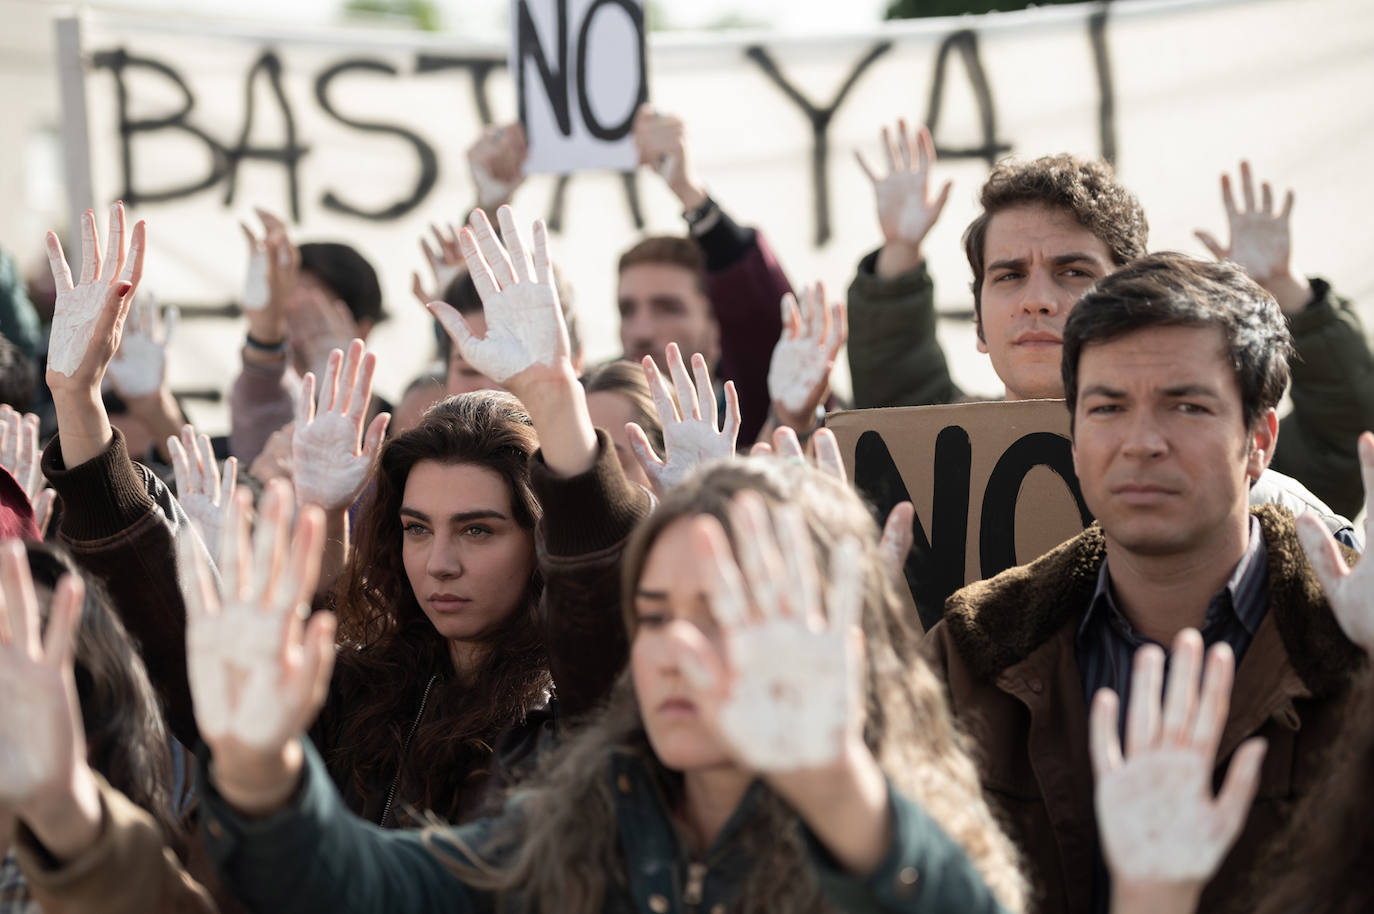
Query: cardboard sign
829,400,1093,631
511,0,647,174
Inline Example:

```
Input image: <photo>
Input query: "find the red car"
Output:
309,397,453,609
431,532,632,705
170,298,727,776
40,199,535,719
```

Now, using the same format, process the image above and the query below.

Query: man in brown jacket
925,253,1366,914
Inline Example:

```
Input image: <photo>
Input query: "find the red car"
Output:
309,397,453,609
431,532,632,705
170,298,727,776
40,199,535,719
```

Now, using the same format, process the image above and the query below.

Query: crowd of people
0,98,1371,914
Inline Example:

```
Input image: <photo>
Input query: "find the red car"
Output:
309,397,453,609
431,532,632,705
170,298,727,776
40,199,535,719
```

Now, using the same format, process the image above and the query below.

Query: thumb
1214,738,1266,838
880,502,915,570
362,412,392,461
1195,230,1227,261
34,489,57,538
626,423,666,491
427,301,478,362
930,179,953,220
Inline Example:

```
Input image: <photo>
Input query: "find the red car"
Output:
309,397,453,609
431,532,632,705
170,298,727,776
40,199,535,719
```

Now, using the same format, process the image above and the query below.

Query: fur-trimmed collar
942,504,1365,697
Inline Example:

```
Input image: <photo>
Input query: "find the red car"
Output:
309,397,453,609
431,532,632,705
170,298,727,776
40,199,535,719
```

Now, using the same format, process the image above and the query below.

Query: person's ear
1246,409,1279,480
355,317,375,342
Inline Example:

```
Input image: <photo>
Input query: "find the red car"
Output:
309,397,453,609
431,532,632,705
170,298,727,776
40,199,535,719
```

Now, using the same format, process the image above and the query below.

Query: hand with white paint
628,342,741,495
169,424,237,559
0,540,103,860
467,123,528,212
291,340,390,510
0,407,55,536
1092,630,1266,913
410,222,465,308
239,209,298,341
856,120,952,278
181,481,335,815
107,292,177,400
428,207,573,390
767,283,846,429
678,492,865,773
1297,431,1374,652
1195,161,1310,313
634,104,708,211
44,203,145,391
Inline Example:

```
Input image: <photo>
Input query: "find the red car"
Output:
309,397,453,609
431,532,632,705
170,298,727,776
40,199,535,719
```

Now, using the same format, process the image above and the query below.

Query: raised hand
1194,161,1294,283
428,207,572,389
767,283,846,426
467,123,528,212
628,342,740,494
181,481,334,813
248,421,295,487
107,292,177,400
292,340,390,510
410,222,464,308
678,492,865,772
45,202,146,387
856,119,952,269
634,105,707,210
1297,431,1374,651
1092,630,1265,908
0,407,56,536
168,424,237,559
240,208,298,322
0,540,101,859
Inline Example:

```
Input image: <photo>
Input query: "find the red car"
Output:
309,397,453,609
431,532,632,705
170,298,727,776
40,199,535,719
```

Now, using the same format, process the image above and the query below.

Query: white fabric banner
60,0,1374,423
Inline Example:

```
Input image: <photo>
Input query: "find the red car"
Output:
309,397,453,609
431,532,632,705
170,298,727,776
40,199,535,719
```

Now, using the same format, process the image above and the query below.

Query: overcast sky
101,0,889,34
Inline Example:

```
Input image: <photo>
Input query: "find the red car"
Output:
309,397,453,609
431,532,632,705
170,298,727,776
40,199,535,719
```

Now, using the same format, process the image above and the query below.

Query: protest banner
828,400,1092,631
48,0,1374,428
511,0,647,174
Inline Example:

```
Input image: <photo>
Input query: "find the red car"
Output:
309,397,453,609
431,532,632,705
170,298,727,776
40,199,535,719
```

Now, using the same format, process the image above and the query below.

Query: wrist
52,392,114,467
1111,880,1203,914
875,240,925,278
22,765,103,863
245,313,286,347
1260,271,1312,314
211,737,304,817
672,179,709,212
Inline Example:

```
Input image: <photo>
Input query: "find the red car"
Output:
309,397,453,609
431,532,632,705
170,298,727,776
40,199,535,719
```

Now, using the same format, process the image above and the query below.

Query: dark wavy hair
963,154,1148,342
1062,252,1293,434
24,542,180,840
328,391,552,823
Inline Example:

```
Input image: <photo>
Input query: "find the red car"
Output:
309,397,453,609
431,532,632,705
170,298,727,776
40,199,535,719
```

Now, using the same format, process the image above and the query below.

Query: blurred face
631,518,734,772
446,311,501,396
586,389,653,489
286,272,369,374
1072,325,1275,559
400,460,537,646
393,379,446,435
977,205,1116,400
618,263,719,369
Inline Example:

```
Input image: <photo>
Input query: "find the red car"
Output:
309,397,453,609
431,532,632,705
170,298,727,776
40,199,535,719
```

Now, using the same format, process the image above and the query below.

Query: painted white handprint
427,207,570,385
767,283,847,418
681,494,865,771
291,339,390,509
181,481,334,757
45,202,144,379
1195,161,1296,284
1297,431,1374,652
107,292,177,399
1093,630,1266,888
856,119,953,249
169,423,237,559
628,342,741,494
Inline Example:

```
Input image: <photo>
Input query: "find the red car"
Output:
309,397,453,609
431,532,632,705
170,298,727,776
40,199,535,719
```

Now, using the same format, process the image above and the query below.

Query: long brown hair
329,391,552,823
442,458,1027,913
1252,668,1374,914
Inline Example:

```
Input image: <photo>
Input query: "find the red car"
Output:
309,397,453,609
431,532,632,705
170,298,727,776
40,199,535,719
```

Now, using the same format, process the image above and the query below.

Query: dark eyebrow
1052,253,1105,266
635,590,669,602
649,295,687,308
400,507,508,523
986,257,1027,273
1080,384,1126,399
1161,384,1221,399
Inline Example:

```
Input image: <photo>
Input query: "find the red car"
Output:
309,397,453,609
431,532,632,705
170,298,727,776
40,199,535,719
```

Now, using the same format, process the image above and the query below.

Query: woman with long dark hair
180,453,1026,913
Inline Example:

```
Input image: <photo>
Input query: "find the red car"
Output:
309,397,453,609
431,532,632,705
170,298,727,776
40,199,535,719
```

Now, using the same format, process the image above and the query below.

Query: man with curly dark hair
846,120,1374,518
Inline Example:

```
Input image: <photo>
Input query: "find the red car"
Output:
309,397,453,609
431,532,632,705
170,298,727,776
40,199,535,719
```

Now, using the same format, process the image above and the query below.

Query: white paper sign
511,0,647,174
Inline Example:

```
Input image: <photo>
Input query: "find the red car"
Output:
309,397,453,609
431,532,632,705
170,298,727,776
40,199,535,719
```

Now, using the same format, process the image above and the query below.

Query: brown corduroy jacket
924,505,1366,914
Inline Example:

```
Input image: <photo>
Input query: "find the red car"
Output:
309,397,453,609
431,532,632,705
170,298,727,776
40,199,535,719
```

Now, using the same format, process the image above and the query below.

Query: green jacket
846,254,1374,518
197,738,1010,914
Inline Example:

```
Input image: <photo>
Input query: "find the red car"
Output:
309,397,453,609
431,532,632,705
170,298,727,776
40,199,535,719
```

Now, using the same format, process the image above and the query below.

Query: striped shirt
1076,514,1270,729
1077,515,1269,914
